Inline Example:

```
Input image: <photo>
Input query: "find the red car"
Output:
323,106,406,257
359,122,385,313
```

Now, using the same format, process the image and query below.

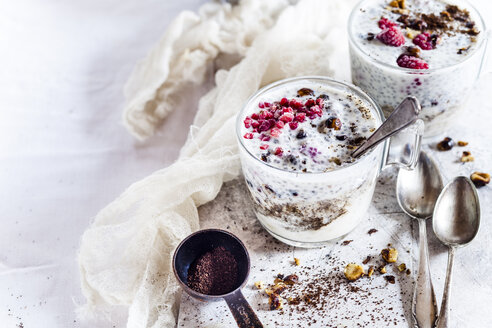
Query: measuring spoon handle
224,290,263,328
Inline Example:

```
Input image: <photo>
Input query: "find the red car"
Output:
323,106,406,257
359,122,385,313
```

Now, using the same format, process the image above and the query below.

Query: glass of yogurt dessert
348,0,487,137
236,76,423,247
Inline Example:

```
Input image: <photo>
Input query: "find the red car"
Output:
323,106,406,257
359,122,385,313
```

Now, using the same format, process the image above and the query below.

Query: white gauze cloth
78,0,356,327
123,0,288,140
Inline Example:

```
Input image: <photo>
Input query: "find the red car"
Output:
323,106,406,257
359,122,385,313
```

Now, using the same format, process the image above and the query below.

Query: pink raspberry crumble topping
377,26,405,47
378,17,397,30
412,32,438,50
396,54,429,69
242,93,327,154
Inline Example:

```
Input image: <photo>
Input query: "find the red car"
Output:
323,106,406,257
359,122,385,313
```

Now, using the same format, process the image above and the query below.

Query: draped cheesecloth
78,0,356,326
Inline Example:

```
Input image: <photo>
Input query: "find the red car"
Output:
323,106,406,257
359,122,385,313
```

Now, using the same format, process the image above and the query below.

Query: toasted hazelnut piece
325,117,342,130
379,266,387,274
457,141,469,146
274,277,283,284
385,275,396,284
254,281,264,290
437,137,454,151
329,157,342,166
440,10,452,20
460,151,474,162
268,293,283,310
406,46,421,57
406,28,419,39
406,269,411,275
344,263,364,281
381,248,398,263
294,257,300,266
297,88,314,97
389,0,399,7
362,256,371,265
471,172,490,188
265,282,286,296
283,274,299,285
368,266,375,277
397,263,407,272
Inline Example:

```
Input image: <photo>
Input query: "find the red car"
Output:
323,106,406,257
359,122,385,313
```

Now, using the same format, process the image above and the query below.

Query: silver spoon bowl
396,151,442,328
433,176,480,328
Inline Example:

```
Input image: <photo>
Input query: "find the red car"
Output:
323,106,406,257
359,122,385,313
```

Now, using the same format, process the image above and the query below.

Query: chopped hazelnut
437,137,454,151
268,293,283,310
381,248,398,263
344,263,364,281
457,141,469,146
294,257,300,266
389,0,399,7
405,28,419,39
385,275,396,284
254,281,264,290
440,10,452,20
470,172,490,188
460,151,474,162
379,266,387,274
265,282,286,296
362,256,371,265
283,274,299,285
325,117,342,130
297,88,314,97
368,266,375,277
397,263,407,272
406,46,421,57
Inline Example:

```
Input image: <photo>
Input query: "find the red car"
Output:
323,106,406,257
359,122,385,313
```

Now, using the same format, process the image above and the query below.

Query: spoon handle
224,289,264,328
413,219,438,328
352,96,421,158
436,247,456,328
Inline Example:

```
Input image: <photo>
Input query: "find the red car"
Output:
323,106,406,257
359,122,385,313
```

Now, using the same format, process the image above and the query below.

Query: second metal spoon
396,151,442,328
433,177,480,328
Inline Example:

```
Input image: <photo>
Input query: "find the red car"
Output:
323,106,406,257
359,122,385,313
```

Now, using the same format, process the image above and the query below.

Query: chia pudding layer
349,0,486,137
237,77,384,246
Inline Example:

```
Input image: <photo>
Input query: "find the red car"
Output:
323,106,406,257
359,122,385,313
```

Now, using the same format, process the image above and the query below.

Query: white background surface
1,1,491,328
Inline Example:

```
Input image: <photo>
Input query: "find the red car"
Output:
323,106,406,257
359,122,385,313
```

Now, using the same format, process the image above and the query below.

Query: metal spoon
352,96,421,158
432,177,481,328
396,151,442,328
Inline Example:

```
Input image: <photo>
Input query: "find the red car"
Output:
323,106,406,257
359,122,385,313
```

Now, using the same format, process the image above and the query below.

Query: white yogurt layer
240,80,378,173
351,0,482,69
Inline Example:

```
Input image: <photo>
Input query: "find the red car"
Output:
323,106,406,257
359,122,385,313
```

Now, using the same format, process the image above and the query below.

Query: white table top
1,1,491,327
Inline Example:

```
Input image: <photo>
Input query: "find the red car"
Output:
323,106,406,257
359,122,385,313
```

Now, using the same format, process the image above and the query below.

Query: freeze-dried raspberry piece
397,54,429,69
377,26,405,47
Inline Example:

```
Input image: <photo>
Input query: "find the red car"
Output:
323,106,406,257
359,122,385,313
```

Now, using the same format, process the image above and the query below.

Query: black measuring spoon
173,229,263,328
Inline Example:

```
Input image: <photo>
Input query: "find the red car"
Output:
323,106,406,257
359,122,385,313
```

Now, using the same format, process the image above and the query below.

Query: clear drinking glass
236,77,423,248
348,0,487,138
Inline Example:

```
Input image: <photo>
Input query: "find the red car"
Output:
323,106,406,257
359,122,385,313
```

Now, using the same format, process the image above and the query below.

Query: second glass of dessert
348,0,487,137
236,76,423,247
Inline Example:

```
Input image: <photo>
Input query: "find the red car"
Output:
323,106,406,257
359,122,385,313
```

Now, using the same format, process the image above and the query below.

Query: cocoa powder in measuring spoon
187,246,239,295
